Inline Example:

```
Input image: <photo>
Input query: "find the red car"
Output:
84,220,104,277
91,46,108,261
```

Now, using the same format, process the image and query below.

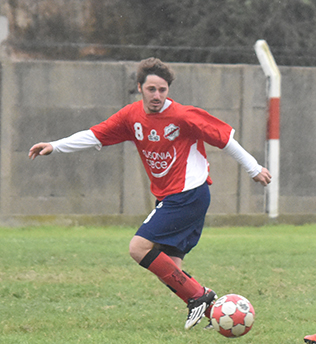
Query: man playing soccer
29,57,271,330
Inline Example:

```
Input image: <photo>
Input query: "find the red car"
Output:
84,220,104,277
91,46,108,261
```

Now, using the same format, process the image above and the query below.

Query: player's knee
129,239,138,262
129,238,143,263
129,236,153,264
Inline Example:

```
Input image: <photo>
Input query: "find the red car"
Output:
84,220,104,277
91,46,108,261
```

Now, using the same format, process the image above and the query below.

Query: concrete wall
0,60,315,221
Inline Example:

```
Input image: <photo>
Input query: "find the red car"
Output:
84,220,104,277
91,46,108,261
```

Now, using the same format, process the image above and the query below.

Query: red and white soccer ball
210,294,255,338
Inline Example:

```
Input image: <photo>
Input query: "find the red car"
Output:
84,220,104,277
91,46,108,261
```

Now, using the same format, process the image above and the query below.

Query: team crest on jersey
164,124,180,141
148,129,160,142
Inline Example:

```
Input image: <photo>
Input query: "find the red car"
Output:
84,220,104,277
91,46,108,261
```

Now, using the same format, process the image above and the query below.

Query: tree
4,0,316,65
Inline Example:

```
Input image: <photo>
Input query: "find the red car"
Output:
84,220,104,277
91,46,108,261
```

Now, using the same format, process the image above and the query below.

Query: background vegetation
2,0,316,65
0,224,315,343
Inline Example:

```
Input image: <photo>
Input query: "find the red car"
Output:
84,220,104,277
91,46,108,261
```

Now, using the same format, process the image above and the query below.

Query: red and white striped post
254,40,281,219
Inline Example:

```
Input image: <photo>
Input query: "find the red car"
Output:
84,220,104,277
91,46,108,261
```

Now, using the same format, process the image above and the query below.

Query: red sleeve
90,105,134,146
184,106,233,149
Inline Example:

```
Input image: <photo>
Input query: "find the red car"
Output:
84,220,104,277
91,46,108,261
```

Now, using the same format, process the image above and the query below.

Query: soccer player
305,334,316,343
29,57,271,330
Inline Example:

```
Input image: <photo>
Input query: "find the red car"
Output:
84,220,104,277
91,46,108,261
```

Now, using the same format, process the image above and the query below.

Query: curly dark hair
137,57,175,86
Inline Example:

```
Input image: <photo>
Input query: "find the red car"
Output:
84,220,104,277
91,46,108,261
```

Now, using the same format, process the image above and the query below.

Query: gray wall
0,60,315,220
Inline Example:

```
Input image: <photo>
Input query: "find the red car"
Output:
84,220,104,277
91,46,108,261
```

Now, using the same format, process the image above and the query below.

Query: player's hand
28,142,53,160
253,167,272,186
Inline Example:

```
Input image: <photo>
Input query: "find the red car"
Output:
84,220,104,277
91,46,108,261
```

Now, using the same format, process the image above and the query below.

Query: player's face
138,74,169,114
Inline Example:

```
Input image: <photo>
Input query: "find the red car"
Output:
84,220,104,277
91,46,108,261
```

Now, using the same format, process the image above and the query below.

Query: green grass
0,224,315,343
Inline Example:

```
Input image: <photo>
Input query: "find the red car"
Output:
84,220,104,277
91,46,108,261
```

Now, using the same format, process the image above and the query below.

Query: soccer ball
210,294,255,338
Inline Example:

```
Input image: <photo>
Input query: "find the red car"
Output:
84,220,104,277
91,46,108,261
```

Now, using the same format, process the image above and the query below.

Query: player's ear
137,82,142,93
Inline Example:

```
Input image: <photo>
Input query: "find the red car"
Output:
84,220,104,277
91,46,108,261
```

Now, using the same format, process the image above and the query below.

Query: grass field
0,224,315,344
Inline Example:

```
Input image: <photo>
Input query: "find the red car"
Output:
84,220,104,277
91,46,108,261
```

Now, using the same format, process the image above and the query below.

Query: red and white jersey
90,98,233,200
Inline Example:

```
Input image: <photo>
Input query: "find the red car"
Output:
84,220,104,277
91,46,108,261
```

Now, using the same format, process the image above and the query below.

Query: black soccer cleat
204,320,214,330
305,335,316,344
184,288,217,330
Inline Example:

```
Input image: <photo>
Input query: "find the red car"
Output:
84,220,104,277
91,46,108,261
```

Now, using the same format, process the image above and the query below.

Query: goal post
254,40,281,219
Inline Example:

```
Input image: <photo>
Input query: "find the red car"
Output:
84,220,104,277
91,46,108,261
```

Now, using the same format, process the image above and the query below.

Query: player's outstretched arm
252,167,271,186
28,142,53,160
29,130,102,160
223,137,272,187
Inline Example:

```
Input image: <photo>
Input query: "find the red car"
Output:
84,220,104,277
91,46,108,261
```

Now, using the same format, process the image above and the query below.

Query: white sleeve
50,129,102,153
223,135,262,178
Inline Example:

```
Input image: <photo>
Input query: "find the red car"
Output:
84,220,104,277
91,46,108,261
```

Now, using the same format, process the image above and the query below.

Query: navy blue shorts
135,182,211,256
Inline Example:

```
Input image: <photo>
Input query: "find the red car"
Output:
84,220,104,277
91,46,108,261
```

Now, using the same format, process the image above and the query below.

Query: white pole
0,16,9,45
254,40,281,219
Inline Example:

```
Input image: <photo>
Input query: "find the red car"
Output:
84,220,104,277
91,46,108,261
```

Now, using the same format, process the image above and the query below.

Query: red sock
183,271,212,319
205,306,211,319
140,248,204,303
